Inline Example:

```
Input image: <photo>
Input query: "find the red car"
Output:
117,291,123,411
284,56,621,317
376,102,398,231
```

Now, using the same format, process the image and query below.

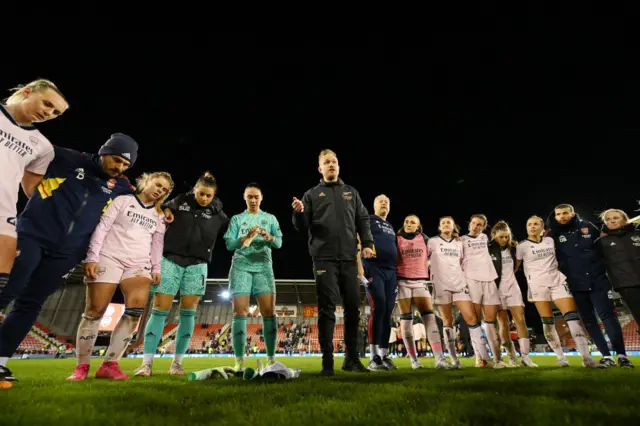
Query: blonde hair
491,220,513,245
599,208,629,224
5,79,67,106
319,149,337,162
135,172,175,213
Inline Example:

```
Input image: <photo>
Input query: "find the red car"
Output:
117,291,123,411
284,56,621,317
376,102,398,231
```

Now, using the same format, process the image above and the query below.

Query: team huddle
1,79,639,385
360,204,636,372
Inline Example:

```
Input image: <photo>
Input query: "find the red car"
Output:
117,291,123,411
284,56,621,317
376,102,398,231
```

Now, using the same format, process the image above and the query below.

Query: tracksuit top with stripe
16,146,133,255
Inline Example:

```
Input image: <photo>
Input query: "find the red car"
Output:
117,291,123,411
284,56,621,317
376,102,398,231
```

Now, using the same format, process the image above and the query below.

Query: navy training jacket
17,146,133,256
546,213,610,292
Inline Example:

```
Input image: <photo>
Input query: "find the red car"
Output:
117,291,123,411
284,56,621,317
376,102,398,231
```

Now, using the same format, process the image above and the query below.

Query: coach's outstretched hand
84,262,99,280
292,197,304,213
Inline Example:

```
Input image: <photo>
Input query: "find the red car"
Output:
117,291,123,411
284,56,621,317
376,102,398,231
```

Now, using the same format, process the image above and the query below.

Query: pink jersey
427,236,466,292
0,105,54,212
515,237,566,288
396,234,429,279
85,194,166,273
499,249,518,290
461,233,498,281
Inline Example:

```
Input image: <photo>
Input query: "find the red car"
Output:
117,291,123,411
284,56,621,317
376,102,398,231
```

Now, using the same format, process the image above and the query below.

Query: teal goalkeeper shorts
228,265,275,297
152,257,208,296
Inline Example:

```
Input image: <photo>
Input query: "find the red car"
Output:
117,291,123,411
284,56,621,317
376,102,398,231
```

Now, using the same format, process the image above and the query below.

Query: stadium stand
5,276,640,356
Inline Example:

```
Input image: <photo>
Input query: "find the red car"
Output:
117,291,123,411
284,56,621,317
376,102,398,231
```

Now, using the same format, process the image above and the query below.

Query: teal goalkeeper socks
232,316,247,358
143,309,169,355
175,308,196,355
263,316,277,357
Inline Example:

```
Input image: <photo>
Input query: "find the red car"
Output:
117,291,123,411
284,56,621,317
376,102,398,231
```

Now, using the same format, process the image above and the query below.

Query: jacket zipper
332,185,341,260
185,209,197,254
67,189,89,236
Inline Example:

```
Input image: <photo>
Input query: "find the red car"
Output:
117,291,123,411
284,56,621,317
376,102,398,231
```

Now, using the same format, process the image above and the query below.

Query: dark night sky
5,30,640,281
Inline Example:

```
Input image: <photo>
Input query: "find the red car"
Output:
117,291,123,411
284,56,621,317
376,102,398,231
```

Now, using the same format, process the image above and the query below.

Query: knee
124,307,145,318
179,301,198,311
85,305,108,318
344,305,360,319
154,299,173,311
233,306,248,316
260,306,274,317
595,303,615,320
13,294,45,311
318,306,336,321
126,297,147,309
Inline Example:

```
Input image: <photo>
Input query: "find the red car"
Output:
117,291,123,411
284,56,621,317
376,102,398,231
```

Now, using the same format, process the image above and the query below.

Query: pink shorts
467,278,501,306
500,282,525,309
527,281,572,303
0,216,17,239
84,255,152,284
397,279,431,300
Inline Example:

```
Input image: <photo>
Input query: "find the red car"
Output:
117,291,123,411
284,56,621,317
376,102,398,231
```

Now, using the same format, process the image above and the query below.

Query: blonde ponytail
5,79,67,106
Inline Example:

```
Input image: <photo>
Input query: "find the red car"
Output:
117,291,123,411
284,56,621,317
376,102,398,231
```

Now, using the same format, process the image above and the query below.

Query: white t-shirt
427,236,467,292
461,233,498,281
0,105,54,212
515,237,566,288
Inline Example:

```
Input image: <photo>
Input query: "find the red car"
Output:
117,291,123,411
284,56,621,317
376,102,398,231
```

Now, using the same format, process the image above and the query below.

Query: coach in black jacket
547,204,626,367
292,149,374,375
596,219,640,326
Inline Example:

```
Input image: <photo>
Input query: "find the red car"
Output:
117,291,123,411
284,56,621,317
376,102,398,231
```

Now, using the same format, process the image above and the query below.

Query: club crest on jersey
179,203,190,212
107,179,116,189
559,235,567,243
631,236,640,242
28,135,39,146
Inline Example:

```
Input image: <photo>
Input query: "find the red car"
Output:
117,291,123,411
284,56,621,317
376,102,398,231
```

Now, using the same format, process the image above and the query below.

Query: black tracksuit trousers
313,259,361,369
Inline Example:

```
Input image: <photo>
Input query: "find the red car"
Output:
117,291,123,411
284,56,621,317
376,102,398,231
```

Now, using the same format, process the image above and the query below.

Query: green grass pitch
3,356,639,425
